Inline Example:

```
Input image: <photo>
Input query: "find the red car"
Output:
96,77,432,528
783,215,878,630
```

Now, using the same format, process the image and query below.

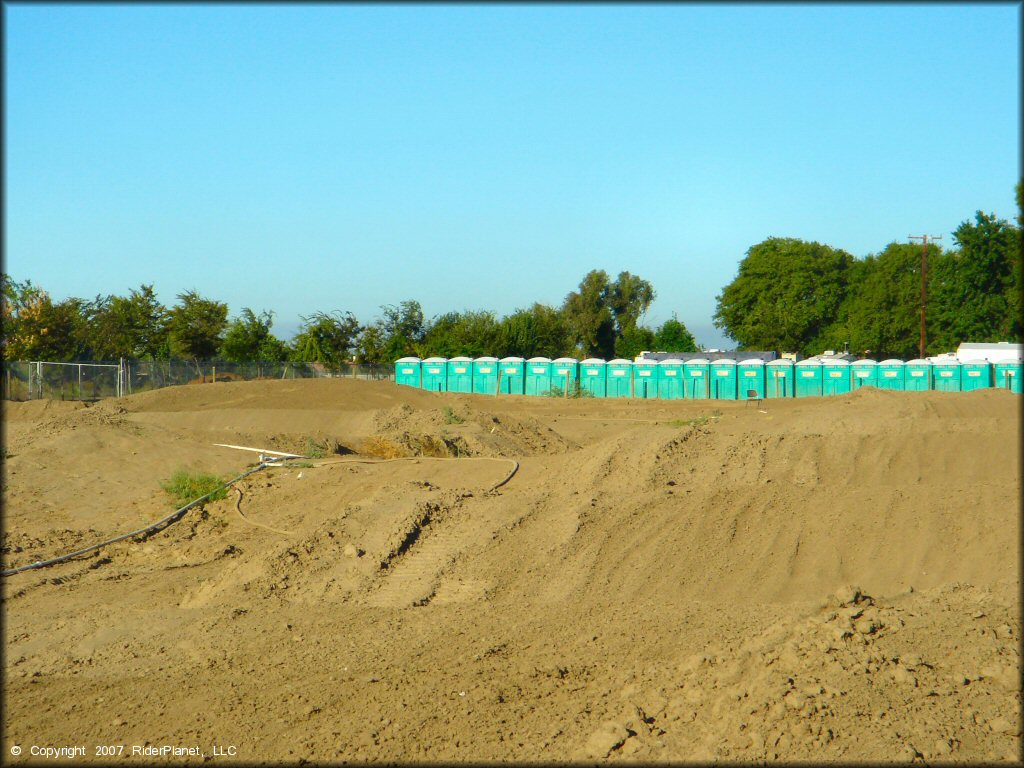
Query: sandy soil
2,379,1020,763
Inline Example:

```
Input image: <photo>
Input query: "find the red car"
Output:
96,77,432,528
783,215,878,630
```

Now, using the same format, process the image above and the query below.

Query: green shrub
442,406,464,424
161,469,228,507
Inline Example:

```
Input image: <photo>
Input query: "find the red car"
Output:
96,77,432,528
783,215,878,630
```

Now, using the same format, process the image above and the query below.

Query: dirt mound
2,379,1019,763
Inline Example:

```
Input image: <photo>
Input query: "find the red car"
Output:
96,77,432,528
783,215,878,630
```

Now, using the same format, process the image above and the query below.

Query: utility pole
909,234,942,359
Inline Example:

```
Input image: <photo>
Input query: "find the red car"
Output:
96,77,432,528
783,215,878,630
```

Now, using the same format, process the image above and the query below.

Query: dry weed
360,435,410,459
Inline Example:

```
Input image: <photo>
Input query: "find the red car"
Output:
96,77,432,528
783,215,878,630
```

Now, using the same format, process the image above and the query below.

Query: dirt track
2,379,1021,763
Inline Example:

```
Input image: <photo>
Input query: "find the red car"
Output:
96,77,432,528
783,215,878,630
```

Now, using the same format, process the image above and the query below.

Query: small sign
883,371,897,378
480,367,492,373
855,371,870,378
532,367,545,373
586,370,599,376
744,371,757,377
829,372,842,378
689,371,703,377
401,368,414,374
664,370,677,377
967,371,980,377
910,371,923,377
939,371,952,377
612,370,626,376
505,368,517,374
638,371,651,377
455,367,467,373
428,368,441,374
800,371,814,378
716,370,729,376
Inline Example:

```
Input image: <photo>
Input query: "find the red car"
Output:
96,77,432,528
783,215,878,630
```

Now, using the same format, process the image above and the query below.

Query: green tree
377,300,426,361
166,290,228,362
421,310,500,358
354,324,387,364
290,311,361,366
221,308,288,362
928,211,1021,349
835,243,945,359
609,271,656,335
614,325,656,359
494,303,573,358
562,270,616,358
653,315,698,353
85,284,169,359
714,238,856,355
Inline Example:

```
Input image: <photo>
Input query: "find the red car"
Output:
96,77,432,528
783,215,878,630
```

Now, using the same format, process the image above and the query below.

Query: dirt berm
2,378,1020,762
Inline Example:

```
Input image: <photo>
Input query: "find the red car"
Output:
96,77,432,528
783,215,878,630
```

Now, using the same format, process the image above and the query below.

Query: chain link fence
2,359,395,402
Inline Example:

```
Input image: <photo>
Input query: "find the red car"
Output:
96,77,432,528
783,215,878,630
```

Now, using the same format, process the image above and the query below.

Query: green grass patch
443,406,464,424
665,413,720,428
161,469,229,508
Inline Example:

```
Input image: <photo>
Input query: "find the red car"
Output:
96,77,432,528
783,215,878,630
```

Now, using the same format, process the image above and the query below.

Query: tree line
0,270,696,366
3,187,1019,365
714,188,1022,358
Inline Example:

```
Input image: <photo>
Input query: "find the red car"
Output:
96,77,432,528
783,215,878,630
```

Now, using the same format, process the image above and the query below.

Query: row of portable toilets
394,356,1023,399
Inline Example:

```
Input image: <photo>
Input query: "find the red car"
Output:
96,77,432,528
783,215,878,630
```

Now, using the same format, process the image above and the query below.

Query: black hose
2,463,273,577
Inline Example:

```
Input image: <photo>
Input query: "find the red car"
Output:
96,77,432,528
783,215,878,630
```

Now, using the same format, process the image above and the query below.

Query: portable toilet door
446,356,474,394
551,358,579,396
683,358,710,399
395,357,422,388
421,357,448,392
525,357,553,396
930,358,962,393
876,360,906,391
850,359,878,390
472,357,500,395
994,357,1023,393
737,359,766,400
657,359,686,400
579,358,607,398
606,359,633,398
903,359,931,392
710,358,738,400
633,359,659,399
795,358,824,398
960,359,992,391
766,359,794,398
498,356,525,395
821,359,852,396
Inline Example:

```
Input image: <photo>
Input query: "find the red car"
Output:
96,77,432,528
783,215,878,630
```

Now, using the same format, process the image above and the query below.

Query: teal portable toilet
710,358,738,400
683,358,710,399
421,357,448,392
851,359,878,390
960,359,992,391
904,359,931,392
994,357,1023,394
633,359,659,399
447,356,474,393
766,359,794,398
606,359,633,398
395,356,422,388
930,357,961,392
657,359,686,400
551,357,579,396
795,358,823,398
525,357,553,396
473,357,500,395
579,358,607,398
498,356,525,395
737,359,766,400
876,359,906,391
821,359,852,396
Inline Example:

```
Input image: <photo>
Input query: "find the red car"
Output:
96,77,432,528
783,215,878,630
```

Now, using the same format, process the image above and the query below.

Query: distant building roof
637,350,778,362
956,342,1023,363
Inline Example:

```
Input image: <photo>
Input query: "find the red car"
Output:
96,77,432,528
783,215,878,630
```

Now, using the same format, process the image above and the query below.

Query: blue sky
5,3,1020,350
